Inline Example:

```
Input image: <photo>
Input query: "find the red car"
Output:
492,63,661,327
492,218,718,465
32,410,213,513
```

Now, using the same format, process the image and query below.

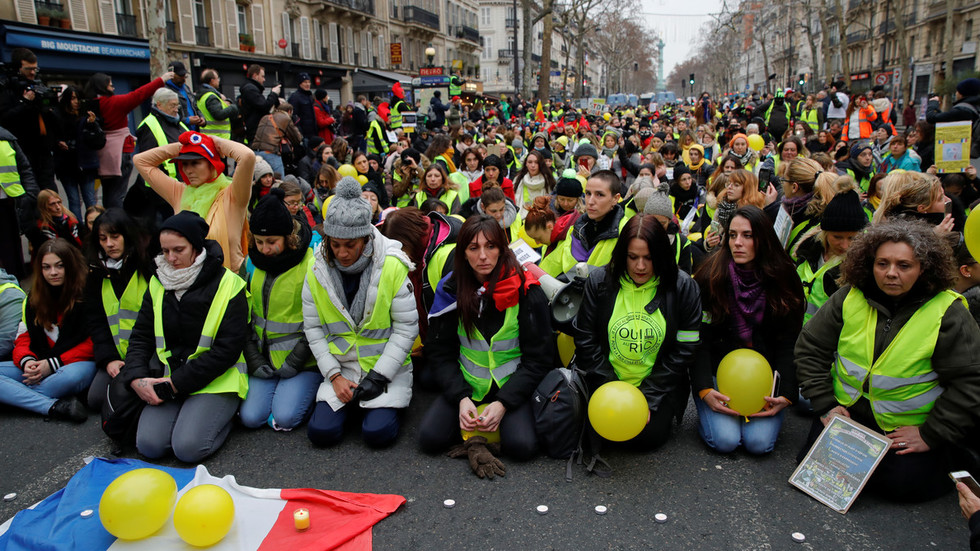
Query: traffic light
798,73,805,86
689,73,695,86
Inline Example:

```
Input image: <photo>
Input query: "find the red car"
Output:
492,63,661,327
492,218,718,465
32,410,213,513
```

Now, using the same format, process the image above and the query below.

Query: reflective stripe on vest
149,269,248,399
764,102,791,127
307,255,410,373
458,303,521,401
541,214,627,279
196,91,232,140
797,256,841,324
138,115,189,179
832,287,962,431
249,249,314,370
425,243,454,299
846,169,873,193
102,272,149,358
0,141,25,197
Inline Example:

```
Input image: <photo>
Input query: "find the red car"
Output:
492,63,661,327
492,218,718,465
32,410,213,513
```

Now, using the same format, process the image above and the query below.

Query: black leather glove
351,370,390,402
252,364,275,379
275,364,298,379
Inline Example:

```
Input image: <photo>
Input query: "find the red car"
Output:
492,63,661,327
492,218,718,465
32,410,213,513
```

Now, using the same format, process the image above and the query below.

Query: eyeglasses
284,200,303,207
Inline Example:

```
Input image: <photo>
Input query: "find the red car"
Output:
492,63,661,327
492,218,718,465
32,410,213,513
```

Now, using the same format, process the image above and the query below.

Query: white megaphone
523,262,588,324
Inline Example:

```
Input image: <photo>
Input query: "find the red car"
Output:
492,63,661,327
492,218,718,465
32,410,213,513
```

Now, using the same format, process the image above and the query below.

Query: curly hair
840,219,956,296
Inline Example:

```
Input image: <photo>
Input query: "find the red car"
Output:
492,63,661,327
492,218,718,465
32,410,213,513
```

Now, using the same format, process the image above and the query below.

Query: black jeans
419,394,539,460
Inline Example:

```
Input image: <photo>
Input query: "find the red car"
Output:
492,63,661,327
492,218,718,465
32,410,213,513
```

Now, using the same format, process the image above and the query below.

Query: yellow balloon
461,403,501,444
747,134,765,152
716,348,773,415
173,484,235,547
338,164,358,178
357,175,368,185
588,381,647,441
556,332,575,368
965,208,980,263
99,468,177,540
602,113,611,121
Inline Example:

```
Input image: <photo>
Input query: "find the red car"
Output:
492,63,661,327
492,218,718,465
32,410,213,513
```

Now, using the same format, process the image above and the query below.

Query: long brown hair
37,189,77,228
454,215,524,337
694,206,804,327
380,207,430,266
30,238,87,330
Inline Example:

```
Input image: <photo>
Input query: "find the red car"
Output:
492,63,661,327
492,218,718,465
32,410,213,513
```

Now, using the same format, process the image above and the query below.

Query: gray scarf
327,238,374,324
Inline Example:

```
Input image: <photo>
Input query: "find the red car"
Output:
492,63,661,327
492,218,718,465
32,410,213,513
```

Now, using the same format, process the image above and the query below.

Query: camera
0,61,58,107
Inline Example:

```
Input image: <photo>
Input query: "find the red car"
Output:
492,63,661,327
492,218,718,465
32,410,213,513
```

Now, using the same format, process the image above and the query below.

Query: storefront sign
420,67,444,76
390,43,402,65
7,32,149,59
850,72,869,81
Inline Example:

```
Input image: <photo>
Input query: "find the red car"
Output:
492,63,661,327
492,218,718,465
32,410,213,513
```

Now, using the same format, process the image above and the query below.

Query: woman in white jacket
303,177,419,447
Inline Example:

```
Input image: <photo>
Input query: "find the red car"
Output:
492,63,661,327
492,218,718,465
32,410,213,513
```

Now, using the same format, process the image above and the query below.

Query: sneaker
48,397,87,423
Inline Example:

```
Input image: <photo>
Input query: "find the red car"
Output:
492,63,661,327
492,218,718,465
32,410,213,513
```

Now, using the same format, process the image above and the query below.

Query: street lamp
425,45,436,67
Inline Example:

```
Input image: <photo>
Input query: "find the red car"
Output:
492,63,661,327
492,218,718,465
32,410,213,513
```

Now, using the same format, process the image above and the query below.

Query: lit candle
294,508,310,531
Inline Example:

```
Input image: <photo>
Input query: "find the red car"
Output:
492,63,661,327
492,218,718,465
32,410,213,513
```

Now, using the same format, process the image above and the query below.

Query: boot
48,397,87,423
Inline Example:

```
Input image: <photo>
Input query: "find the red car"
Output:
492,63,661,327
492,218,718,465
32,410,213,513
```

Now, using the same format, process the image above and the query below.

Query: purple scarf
728,261,765,345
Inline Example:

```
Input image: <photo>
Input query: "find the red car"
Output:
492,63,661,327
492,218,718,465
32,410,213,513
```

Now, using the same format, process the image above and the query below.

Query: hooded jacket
302,229,418,411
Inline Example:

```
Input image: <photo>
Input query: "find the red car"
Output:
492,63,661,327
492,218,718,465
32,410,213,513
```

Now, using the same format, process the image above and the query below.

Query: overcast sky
639,0,724,87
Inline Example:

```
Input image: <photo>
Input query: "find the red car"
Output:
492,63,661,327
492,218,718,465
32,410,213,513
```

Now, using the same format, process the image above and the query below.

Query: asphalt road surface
0,389,971,550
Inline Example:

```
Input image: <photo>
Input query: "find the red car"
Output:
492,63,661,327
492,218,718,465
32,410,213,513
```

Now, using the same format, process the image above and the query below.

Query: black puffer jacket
573,267,701,412
425,275,553,410
240,77,280,144
85,256,153,370
119,241,248,394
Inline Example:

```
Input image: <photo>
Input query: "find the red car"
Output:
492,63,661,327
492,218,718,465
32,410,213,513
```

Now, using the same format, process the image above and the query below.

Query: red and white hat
171,131,225,184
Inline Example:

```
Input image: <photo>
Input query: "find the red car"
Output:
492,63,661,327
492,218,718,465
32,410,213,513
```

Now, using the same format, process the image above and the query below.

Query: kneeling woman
797,221,980,502
240,189,321,431
0,239,93,422
574,215,701,451
303,177,418,448
117,212,249,463
692,206,805,454
419,215,553,460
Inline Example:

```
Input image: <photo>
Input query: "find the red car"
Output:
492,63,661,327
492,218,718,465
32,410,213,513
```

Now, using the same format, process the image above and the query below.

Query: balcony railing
116,13,137,36
846,30,865,44
166,21,176,41
195,25,210,46
324,0,375,16
403,6,439,30
498,48,515,59
505,17,517,28
461,25,480,43
34,0,63,13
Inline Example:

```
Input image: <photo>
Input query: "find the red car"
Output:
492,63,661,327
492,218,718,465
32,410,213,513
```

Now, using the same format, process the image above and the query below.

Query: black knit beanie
250,188,294,236
160,210,210,252
820,191,867,232
555,175,583,198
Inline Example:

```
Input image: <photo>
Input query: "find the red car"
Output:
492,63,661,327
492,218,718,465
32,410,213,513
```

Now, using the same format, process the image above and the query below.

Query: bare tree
146,0,169,76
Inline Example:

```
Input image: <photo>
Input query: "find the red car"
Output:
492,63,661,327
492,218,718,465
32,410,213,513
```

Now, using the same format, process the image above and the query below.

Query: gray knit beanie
642,183,673,219
322,177,374,239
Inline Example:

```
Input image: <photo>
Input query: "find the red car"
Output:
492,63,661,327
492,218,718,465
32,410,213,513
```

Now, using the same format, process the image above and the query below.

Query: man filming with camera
0,48,57,191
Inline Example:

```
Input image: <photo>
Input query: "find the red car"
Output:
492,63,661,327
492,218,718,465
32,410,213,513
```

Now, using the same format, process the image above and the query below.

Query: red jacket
13,309,93,370
97,78,165,131
314,101,335,144
468,176,515,201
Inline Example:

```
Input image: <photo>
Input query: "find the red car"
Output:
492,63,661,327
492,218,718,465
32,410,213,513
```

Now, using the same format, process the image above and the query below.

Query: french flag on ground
0,458,405,550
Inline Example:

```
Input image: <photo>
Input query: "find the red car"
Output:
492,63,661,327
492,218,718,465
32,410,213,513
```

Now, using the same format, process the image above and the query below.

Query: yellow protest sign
935,121,971,173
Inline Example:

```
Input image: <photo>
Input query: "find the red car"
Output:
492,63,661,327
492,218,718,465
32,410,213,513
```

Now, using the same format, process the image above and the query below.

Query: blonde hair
872,171,942,225
784,158,822,194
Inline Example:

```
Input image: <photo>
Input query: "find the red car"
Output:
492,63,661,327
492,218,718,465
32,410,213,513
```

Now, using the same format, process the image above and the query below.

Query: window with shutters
328,22,339,63
237,5,247,33
251,3,265,54
480,7,489,26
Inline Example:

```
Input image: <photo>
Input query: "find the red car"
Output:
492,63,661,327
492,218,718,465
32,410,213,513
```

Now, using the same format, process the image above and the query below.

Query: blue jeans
0,361,96,415
256,151,285,179
61,172,97,220
694,394,784,455
239,371,321,429
307,402,400,448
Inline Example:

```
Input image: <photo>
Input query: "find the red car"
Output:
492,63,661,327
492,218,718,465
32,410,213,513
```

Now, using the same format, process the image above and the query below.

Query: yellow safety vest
458,303,520,401
539,215,628,280
833,287,963,431
307,255,410,373
797,256,841,324
415,188,458,212
149,269,248,398
196,90,232,140
248,249,315,370
367,119,388,156
138,114,189,179
390,99,406,130
799,108,819,133
102,271,149,358
0,141,25,197
425,243,454,299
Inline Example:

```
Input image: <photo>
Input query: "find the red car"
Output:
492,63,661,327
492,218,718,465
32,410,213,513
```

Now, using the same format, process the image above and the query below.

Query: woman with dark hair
0,238,92,422
115,211,249,462
54,86,101,218
240,190,320,431
84,209,153,409
912,121,935,169
574,215,701,451
797,220,980,502
419,215,553,464
836,141,877,194
467,154,515,202
412,165,461,214
459,147,484,184
425,135,457,174
513,150,557,218
330,137,352,166
807,130,835,154
85,70,172,208
692,206,805,454
304,178,418,448
352,151,389,208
